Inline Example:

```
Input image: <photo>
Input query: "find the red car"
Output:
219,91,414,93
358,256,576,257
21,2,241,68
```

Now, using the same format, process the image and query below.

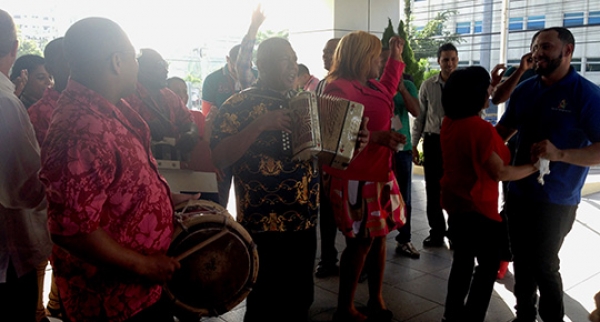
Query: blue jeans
506,194,577,322
394,150,413,243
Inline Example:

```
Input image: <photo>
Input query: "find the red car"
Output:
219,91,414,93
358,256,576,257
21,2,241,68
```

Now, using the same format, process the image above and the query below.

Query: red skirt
323,171,405,238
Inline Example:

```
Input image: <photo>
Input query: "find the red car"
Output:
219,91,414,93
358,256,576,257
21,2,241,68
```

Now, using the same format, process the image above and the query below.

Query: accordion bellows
284,91,365,170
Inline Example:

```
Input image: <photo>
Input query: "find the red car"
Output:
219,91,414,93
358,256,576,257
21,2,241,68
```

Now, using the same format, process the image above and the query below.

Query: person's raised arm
236,5,265,90
491,53,534,105
211,109,291,169
495,122,517,143
398,80,420,117
378,36,405,95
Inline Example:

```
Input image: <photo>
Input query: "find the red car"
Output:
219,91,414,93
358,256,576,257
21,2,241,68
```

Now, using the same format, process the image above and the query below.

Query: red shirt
323,60,405,182
125,82,194,138
27,87,60,145
186,110,217,172
440,116,510,221
40,80,173,321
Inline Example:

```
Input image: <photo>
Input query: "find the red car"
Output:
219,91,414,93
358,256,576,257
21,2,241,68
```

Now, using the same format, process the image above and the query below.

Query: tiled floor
43,172,600,322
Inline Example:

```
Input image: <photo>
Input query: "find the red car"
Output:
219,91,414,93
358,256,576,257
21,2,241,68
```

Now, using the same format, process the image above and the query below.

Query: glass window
473,60,481,65
527,15,545,30
564,12,584,27
586,58,600,72
474,21,482,33
456,22,471,34
415,26,424,32
509,17,523,31
571,58,581,72
590,11,600,25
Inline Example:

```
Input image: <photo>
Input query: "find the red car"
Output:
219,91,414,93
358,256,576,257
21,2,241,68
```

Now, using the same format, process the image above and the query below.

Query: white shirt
0,71,51,281
411,73,446,147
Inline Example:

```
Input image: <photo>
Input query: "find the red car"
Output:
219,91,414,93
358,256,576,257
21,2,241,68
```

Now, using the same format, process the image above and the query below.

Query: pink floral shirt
40,80,173,321
28,87,60,144
125,83,194,139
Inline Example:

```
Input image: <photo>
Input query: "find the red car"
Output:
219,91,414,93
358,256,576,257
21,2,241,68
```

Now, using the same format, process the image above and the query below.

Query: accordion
282,91,365,170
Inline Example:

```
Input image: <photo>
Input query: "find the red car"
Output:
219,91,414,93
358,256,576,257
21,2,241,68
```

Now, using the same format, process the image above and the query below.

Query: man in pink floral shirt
40,18,191,322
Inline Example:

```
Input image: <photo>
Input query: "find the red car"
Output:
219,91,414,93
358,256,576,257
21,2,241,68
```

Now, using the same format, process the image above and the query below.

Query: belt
424,132,440,137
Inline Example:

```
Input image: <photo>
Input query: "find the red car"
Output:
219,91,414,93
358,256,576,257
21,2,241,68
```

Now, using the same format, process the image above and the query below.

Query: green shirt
392,79,418,151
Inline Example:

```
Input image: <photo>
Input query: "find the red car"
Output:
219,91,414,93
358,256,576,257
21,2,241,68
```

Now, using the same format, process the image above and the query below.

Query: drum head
165,204,258,317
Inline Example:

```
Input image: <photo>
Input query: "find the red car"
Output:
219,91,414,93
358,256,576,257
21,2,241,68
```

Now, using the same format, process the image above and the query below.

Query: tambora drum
164,199,259,318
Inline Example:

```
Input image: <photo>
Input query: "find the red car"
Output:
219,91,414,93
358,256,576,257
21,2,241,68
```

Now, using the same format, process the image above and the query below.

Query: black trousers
443,212,503,322
394,150,413,243
318,171,339,266
0,261,38,322
422,133,446,238
244,228,317,322
505,194,576,322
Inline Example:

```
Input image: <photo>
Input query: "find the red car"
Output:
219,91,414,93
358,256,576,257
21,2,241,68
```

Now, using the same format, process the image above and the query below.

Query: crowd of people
1,5,600,322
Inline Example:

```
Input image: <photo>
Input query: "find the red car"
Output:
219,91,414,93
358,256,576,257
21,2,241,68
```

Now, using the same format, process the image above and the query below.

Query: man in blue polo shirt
497,27,600,322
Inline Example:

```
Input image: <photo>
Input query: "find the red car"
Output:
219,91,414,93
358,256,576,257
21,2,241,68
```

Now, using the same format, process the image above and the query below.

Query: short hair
0,9,17,57
442,66,490,120
297,63,309,76
167,76,186,86
437,43,458,60
43,37,65,71
256,37,291,69
228,44,241,63
10,54,45,81
531,27,575,51
64,17,132,74
327,31,382,82
137,48,164,71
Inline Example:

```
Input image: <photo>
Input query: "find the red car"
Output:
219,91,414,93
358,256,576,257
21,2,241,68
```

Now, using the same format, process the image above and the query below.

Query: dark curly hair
442,66,490,120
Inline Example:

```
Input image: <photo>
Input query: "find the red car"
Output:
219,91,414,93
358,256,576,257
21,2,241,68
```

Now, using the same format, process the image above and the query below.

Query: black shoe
315,263,339,278
395,242,421,258
423,235,444,247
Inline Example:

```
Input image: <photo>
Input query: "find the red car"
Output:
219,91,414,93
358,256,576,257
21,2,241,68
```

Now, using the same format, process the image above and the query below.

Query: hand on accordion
370,130,406,152
255,109,292,133
352,116,370,159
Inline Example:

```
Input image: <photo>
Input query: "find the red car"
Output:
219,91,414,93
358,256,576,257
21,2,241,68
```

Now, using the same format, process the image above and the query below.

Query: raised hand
251,4,266,29
491,64,506,87
389,36,406,62
13,69,28,97
520,52,534,72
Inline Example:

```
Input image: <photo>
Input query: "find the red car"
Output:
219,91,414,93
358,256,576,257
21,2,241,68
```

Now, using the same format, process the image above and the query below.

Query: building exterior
410,0,600,85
